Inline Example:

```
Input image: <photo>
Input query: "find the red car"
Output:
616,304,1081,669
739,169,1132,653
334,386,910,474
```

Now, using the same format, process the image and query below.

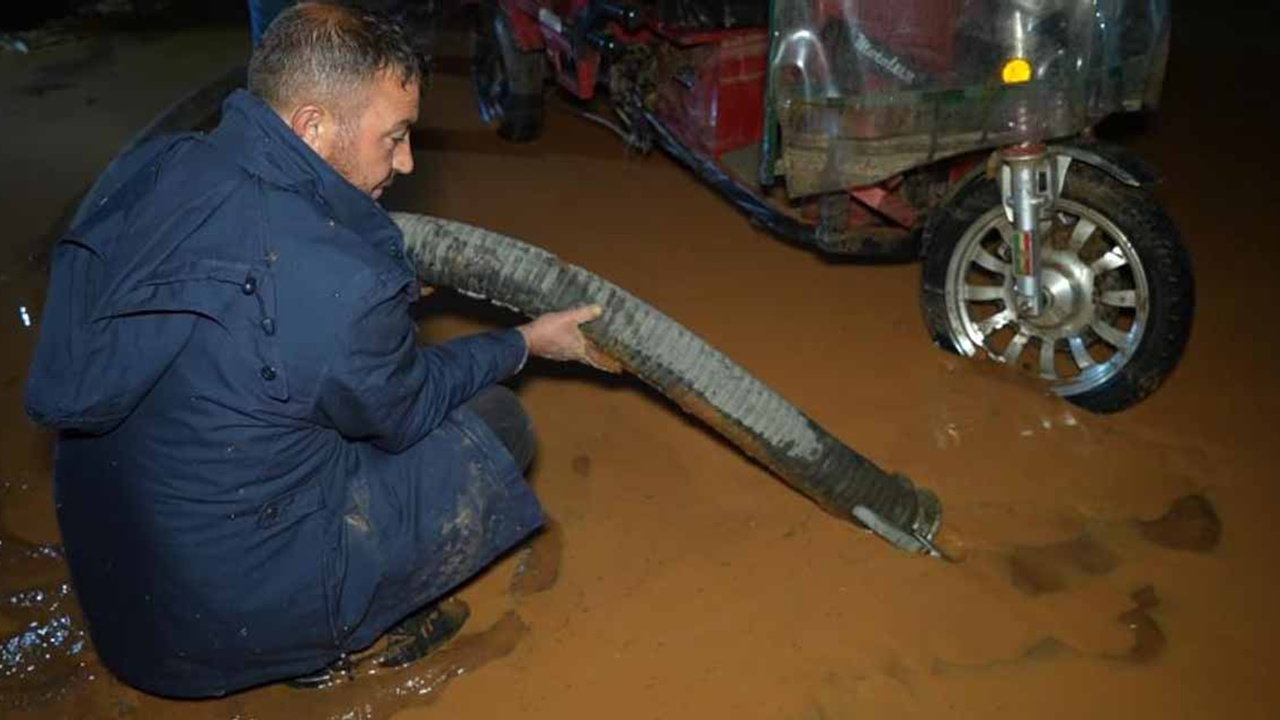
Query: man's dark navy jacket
24,90,543,697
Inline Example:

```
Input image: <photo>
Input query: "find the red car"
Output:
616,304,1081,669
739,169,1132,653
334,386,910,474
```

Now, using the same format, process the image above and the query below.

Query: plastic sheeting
766,0,1170,195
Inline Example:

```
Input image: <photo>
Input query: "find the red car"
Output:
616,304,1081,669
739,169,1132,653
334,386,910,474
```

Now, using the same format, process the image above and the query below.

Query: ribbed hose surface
394,213,944,554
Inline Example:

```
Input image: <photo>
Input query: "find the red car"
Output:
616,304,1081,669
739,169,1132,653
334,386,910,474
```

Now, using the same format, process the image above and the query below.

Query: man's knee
461,386,536,471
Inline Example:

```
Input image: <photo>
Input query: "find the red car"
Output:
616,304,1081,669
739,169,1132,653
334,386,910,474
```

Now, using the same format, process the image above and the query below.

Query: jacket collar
210,90,402,247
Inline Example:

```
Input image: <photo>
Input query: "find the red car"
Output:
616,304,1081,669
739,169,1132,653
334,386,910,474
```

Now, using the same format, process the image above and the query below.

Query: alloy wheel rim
943,198,1150,396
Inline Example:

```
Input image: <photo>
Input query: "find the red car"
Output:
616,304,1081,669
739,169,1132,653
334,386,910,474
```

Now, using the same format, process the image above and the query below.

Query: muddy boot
286,598,470,688
374,597,471,669
285,656,355,690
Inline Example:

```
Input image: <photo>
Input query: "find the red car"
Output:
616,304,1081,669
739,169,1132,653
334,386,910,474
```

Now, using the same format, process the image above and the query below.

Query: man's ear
287,104,329,155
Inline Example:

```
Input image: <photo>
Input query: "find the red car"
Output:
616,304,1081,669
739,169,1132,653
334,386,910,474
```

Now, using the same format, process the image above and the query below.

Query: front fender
920,141,1160,260
1047,142,1161,188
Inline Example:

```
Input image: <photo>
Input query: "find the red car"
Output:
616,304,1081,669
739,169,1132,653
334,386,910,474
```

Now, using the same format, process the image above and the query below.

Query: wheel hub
1014,248,1094,339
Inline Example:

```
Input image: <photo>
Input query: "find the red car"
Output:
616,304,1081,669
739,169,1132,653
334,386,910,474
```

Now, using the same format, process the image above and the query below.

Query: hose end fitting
852,487,945,559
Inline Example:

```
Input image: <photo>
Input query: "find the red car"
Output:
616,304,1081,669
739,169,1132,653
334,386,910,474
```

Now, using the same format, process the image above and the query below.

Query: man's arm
315,278,524,452
315,277,606,453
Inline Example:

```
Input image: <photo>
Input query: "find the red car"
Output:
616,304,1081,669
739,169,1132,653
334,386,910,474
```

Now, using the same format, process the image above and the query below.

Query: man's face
325,70,420,200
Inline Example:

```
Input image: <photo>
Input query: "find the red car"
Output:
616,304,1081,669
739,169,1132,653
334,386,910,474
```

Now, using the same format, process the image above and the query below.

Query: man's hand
517,305,620,372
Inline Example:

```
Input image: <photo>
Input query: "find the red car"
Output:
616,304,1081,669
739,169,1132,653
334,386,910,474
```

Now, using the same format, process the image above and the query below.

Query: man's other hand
517,305,619,372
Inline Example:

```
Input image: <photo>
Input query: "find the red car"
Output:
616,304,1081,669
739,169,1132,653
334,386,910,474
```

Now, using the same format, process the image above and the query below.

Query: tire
920,162,1194,413
471,5,546,143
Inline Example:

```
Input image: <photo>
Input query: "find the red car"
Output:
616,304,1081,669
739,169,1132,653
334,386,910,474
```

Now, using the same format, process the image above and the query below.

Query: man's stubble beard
323,123,362,193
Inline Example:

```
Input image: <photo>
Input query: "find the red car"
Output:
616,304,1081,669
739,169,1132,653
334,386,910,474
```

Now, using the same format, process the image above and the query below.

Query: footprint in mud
936,584,1167,675
1021,585,1165,666
1138,493,1221,553
1007,532,1119,596
1004,533,1165,662
510,517,564,598
993,497,1210,670
1006,493,1221,599
1118,584,1166,664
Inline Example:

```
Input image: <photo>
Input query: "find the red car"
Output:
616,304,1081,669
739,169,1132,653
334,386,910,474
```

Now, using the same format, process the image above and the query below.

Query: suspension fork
998,144,1071,316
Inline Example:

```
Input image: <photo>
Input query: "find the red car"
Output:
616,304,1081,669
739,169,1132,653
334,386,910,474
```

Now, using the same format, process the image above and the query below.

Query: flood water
2,3,1278,718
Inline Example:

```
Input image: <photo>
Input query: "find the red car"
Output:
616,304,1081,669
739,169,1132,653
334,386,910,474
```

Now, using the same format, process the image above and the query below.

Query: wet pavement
2,3,1279,718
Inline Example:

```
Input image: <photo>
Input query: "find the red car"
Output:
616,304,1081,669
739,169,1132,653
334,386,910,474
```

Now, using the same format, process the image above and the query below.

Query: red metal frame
501,0,609,99
851,181,918,229
501,0,546,50
466,0,982,235
653,30,769,157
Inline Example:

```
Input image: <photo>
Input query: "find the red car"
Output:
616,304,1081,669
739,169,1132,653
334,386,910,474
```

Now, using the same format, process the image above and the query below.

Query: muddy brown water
2,5,1279,718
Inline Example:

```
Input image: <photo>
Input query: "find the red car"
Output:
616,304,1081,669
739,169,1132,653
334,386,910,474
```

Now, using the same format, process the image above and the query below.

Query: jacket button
387,242,400,257
242,276,258,295
257,502,285,528
260,365,277,381
261,317,276,336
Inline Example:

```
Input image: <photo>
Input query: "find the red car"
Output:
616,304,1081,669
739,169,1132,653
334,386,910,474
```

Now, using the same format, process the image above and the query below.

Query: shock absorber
998,143,1067,317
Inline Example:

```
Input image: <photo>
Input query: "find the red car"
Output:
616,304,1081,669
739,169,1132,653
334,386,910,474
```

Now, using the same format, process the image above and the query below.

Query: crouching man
25,1,598,697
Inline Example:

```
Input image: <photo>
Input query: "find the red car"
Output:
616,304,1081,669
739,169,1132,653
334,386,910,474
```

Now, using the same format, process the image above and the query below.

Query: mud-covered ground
2,3,1278,718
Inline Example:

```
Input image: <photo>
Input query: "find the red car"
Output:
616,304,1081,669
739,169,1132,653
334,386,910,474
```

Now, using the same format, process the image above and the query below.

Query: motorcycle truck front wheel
920,162,1194,413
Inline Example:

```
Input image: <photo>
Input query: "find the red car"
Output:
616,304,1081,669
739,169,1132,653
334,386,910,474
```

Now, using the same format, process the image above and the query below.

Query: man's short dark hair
248,2,423,114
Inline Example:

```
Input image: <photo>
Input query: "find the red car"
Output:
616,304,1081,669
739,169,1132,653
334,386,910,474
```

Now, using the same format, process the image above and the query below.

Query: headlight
1001,58,1033,84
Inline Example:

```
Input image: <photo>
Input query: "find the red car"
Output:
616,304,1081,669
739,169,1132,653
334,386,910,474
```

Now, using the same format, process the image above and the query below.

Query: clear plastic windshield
766,0,1170,196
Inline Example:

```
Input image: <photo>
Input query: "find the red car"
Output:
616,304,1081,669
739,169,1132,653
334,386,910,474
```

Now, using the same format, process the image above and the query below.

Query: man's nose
393,137,414,175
